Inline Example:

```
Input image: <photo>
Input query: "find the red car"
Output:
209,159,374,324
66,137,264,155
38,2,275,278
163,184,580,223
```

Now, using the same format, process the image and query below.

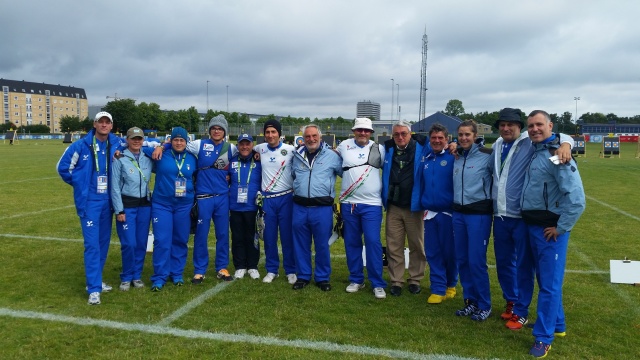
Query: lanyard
126,154,149,184
93,136,108,174
171,150,186,178
237,158,254,186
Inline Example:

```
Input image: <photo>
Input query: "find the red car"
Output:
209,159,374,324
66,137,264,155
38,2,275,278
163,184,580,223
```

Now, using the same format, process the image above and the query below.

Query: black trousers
229,210,260,270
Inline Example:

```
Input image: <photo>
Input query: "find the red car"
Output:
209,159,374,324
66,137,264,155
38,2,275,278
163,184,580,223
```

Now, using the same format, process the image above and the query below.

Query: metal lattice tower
418,30,428,122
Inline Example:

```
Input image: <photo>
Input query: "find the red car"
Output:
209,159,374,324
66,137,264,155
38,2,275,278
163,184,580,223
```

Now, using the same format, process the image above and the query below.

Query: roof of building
0,78,87,99
411,111,463,134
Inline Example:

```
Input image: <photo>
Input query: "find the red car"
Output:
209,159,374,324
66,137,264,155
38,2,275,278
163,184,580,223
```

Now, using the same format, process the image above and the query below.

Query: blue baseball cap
237,134,253,144
171,127,189,141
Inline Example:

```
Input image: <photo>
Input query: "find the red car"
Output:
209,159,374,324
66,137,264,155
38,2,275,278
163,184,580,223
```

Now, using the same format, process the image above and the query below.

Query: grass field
1,140,639,360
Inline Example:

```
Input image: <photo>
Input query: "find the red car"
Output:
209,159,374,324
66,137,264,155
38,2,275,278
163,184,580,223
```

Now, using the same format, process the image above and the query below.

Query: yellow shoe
445,287,457,299
555,331,566,337
427,294,446,304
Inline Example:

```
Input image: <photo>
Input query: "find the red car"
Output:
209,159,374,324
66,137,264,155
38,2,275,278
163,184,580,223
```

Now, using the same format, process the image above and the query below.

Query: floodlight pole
574,96,580,122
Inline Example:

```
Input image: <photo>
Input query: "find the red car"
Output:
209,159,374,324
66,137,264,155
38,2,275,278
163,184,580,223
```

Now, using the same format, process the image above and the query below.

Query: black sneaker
408,284,422,294
191,274,205,285
455,300,478,316
390,285,402,296
292,279,310,290
316,281,331,292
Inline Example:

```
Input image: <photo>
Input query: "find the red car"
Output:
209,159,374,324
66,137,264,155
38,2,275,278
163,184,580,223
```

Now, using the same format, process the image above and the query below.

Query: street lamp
574,96,580,122
207,80,210,113
390,78,394,121
396,83,400,120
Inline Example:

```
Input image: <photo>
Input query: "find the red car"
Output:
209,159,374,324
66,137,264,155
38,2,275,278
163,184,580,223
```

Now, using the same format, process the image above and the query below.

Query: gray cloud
2,0,639,122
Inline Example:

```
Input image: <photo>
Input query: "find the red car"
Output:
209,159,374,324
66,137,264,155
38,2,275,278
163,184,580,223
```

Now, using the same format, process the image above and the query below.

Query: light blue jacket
453,143,493,214
110,149,153,214
492,132,574,218
521,136,585,234
56,129,124,217
291,142,342,206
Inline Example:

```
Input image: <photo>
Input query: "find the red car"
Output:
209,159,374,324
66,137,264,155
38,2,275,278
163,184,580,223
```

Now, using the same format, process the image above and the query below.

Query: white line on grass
586,195,640,222
0,176,58,185
156,281,233,327
0,233,611,275
0,307,481,360
0,205,75,221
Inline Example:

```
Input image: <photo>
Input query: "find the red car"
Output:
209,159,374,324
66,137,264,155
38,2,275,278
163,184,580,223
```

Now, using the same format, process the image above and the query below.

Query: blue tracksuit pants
341,203,386,289
262,192,296,275
193,195,230,274
424,212,458,295
453,212,492,311
116,206,151,282
492,216,524,303
150,200,191,285
529,225,568,344
80,199,113,294
292,204,333,282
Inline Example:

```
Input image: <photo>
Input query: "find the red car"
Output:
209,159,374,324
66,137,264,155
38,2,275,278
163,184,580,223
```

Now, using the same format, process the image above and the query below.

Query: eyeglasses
211,127,224,132
393,132,409,138
354,128,372,133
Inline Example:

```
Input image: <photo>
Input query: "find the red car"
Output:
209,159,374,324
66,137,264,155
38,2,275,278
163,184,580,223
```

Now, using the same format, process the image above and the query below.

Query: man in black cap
490,108,574,330
253,119,297,284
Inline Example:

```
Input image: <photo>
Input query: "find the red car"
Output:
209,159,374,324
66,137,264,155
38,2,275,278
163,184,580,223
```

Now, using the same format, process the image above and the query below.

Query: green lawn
0,140,638,359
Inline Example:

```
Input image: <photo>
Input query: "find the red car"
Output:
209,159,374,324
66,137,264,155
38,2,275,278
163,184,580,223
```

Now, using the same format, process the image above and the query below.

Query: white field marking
0,205,75,221
0,234,612,276
568,242,640,318
0,307,481,360
156,281,233,327
0,176,58,185
586,195,640,222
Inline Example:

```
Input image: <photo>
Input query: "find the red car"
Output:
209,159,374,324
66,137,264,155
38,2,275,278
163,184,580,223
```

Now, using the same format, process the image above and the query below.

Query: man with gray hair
381,120,428,296
153,114,236,283
290,124,342,291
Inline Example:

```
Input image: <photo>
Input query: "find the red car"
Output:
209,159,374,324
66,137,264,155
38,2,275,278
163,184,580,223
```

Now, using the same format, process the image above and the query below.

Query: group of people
57,108,585,358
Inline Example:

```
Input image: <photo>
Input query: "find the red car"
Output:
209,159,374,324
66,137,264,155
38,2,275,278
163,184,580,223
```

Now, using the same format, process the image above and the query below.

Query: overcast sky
2,0,639,122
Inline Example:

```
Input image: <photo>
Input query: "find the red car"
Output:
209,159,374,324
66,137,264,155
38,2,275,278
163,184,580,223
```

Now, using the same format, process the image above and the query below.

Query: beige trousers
385,204,426,286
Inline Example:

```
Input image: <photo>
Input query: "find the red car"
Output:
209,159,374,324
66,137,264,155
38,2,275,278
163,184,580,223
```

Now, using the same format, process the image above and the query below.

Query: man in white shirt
253,119,297,284
337,118,387,299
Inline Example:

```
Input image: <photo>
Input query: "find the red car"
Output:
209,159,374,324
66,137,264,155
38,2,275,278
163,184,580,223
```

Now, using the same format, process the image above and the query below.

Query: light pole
390,79,395,121
396,83,400,120
574,96,580,122
206,80,210,113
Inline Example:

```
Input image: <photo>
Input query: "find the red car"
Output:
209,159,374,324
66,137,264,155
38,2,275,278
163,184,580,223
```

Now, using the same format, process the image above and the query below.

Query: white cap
351,117,374,132
94,111,113,123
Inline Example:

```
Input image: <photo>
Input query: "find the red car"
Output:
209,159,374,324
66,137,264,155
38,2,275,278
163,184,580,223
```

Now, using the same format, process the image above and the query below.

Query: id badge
237,186,248,203
175,178,187,197
97,176,108,194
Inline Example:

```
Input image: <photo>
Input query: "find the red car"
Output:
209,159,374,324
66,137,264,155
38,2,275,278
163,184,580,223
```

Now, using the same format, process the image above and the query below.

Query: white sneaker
286,273,297,285
132,280,145,288
85,282,113,292
88,292,101,305
119,281,131,291
373,287,386,299
346,282,365,293
234,269,247,279
248,269,260,279
263,272,278,283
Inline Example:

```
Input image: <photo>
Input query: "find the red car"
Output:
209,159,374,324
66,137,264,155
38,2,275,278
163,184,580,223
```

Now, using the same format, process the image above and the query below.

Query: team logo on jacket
205,151,212,157
440,160,448,166
83,155,89,161
203,144,214,151
281,149,288,156
129,168,134,174
358,154,365,159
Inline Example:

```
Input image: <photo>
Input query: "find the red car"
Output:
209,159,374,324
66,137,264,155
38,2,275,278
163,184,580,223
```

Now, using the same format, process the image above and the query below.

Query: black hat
264,119,282,136
495,108,524,129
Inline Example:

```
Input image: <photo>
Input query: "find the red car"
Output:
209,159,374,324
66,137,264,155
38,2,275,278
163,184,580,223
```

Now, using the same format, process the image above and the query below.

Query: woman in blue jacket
142,127,197,291
111,127,153,291
452,120,493,321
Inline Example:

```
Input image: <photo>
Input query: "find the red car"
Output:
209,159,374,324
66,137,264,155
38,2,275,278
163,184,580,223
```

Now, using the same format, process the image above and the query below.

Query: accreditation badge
97,176,108,194
175,177,187,197
237,186,248,204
